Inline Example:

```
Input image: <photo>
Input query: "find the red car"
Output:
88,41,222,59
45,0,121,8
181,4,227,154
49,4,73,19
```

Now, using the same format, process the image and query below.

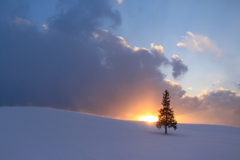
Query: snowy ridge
0,107,240,160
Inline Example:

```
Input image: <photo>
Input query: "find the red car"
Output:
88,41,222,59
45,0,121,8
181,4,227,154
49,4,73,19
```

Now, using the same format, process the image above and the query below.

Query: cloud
171,54,188,79
116,36,131,48
164,79,199,114
46,0,121,34
200,88,240,114
197,88,240,126
231,82,240,90
42,24,49,30
177,31,223,57
118,0,124,4
165,79,240,126
188,87,192,90
151,43,164,54
202,89,209,94
0,0,176,119
13,17,31,26
212,80,220,86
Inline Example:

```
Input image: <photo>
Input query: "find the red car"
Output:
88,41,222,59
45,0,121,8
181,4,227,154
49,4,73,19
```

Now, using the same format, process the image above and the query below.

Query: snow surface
1,107,240,160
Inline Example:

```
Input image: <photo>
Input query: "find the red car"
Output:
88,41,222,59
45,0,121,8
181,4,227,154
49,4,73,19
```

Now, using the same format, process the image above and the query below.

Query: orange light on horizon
138,115,158,123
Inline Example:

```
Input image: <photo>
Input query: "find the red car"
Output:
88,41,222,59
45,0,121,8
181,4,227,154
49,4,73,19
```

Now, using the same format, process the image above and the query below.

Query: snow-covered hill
1,107,240,160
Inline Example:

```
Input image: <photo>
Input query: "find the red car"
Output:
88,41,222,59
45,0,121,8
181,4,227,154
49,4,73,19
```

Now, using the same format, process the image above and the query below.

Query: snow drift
0,107,240,160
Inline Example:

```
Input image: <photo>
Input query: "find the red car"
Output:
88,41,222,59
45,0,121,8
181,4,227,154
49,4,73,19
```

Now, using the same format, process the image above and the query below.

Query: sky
0,0,240,127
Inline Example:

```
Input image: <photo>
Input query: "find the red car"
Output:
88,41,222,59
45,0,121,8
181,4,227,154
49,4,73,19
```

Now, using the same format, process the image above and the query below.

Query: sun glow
138,115,158,123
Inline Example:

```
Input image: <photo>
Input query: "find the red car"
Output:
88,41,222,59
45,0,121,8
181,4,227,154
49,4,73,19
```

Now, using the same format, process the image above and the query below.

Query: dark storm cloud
0,0,122,109
171,55,188,79
0,0,171,117
47,0,121,35
0,0,30,22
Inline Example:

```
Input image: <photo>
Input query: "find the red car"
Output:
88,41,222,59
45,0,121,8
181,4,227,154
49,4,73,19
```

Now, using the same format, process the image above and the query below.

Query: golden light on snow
138,115,158,123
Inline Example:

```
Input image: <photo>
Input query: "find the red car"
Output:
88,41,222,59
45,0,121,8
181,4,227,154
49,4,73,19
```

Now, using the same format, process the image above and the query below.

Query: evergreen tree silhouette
156,90,177,133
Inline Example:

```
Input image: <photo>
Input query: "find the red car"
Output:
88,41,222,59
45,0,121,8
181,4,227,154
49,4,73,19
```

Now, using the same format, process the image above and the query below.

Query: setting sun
138,115,158,123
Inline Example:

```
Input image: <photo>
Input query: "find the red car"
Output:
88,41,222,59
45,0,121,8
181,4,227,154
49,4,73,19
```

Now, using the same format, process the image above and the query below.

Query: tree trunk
165,126,167,134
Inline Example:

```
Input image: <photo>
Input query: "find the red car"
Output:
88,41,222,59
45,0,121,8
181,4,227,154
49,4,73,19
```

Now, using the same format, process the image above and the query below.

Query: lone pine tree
156,90,177,133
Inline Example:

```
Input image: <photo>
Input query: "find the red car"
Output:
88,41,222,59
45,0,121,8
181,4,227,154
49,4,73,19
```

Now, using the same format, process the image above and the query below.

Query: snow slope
1,107,240,160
